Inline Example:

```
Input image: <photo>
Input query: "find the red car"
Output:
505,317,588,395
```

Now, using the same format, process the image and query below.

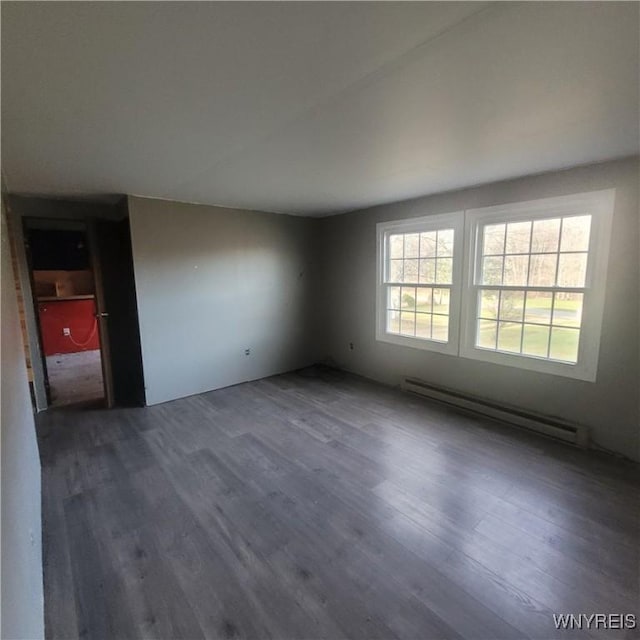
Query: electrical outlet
63,327,71,336
244,348,251,356
349,342,354,351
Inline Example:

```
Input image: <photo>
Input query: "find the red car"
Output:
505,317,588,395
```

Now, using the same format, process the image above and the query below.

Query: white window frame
376,211,464,355
460,189,615,381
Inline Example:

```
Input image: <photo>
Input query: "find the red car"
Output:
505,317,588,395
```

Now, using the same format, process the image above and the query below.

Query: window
461,191,614,380
376,190,614,381
376,212,464,354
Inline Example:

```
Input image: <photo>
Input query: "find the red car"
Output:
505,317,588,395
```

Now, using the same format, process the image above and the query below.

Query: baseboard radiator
402,377,589,448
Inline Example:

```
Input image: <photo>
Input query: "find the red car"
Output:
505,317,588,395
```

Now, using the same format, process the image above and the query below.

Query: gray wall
319,157,640,461
128,196,321,405
1,201,45,639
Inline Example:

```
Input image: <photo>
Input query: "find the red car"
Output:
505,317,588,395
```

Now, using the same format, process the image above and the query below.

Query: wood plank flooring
36,366,639,640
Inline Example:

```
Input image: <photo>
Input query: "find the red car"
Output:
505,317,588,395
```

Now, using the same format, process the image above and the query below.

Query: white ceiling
2,2,638,216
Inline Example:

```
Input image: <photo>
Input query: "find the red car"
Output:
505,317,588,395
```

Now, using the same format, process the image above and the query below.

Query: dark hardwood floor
36,366,639,640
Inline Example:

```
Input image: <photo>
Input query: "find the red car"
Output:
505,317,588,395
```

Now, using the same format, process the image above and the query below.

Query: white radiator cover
402,377,589,448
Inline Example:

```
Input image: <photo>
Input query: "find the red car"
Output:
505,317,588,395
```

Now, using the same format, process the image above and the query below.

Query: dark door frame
86,219,115,407
18,217,112,409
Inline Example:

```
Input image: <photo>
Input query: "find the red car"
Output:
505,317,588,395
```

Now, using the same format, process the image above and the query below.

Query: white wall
319,157,640,461
1,201,45,638
128,196,320,405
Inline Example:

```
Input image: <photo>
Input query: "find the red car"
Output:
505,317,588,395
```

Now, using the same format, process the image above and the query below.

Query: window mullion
554,218,564,287
546,292,556,358
476,284,586,293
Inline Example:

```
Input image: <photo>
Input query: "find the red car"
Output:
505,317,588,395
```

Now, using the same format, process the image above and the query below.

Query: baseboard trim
401,376,589,448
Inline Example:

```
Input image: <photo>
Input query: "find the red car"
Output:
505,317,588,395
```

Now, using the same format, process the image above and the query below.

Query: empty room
1,2,639,639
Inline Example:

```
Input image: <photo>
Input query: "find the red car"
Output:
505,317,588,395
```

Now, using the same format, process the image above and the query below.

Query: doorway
9,195,146,411
24,219,107,407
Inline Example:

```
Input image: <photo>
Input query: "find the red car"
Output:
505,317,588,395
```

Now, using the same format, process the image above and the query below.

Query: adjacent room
1,2,638,639
27,221,105,407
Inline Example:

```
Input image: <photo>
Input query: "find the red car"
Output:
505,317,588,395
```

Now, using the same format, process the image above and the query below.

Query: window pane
400,287,416,310
415,313,432,339
557,253,587,287
497,322,522,353
560,216,591,252
388,286,401,310
505,221,531,254
381,203,600,365
449,193,609,372
499,290,524,322
549,327,579,362
437,229,454,257
477,319,497,349
420,231,437,258
389,259,403,282
416,287,432,313
419,258,436,284
552,293,583,328
400,312,416,336
522,324,550,357
404,233,420,259
432,315,449,342
479,290,499,319
481,256,503,284
389,234,404,259
503,255,529,286
435,258,452,284
432,288,450,315
387,310,400,334
524,291,552,324
528,254,557,287
531,218,561,253
403,259,419,283
483,224,505,256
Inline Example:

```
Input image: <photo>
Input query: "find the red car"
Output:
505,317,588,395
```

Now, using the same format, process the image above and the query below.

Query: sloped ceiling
2,2,638,216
